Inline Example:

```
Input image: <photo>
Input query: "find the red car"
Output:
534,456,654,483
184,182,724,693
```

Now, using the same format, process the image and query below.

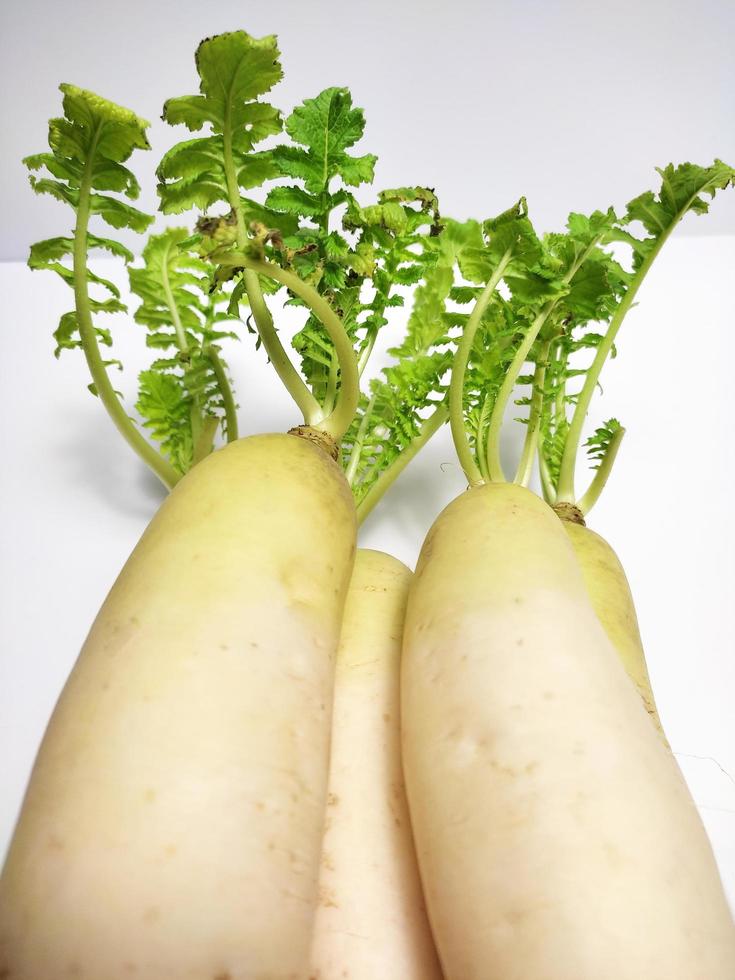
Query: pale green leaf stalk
211,248,359,440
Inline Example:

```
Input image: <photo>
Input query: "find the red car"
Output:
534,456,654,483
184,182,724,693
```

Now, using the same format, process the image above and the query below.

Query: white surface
1,238,735,912
2,0,735,260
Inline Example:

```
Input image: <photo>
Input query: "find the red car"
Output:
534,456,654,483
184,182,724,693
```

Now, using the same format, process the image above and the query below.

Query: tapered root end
287,425,340,462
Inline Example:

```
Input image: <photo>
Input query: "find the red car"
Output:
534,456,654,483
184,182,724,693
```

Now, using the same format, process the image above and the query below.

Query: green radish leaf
542,412,569,486
136,370,193,475
22,83,187,487
51,84,150,163
343,350,452,507
158,31,284,220
271,87,376,197
344,205,474,502
459,199,565,305
266,184,325,218
129,227,240,472
450,201,568,474
52,311,83,357
390,217,476,359
536,161,733,506
621,160,734,266
24,84,153,360
28,237,121,299
344,185,444,368
585,418,622,469
261,87,380,404
88,193,152,232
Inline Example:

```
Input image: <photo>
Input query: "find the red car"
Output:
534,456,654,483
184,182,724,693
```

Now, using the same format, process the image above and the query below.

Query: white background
1,0,734,915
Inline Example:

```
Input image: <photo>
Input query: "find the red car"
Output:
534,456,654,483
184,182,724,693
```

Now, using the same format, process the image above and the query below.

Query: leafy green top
547,160,734,508
343,217,468,514
159,33,362,439
442,160,732,508
270,87,376,207
620,161,734,266
24,86,184,488
28,34,733,519
239,86,381,415
24,85,155,358
26,84,152,231
159,31,447,449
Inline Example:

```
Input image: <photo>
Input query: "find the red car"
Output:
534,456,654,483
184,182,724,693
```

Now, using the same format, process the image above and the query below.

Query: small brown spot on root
491,760,518,777
142,906,160,924
327,792,340,807
319,885,338,908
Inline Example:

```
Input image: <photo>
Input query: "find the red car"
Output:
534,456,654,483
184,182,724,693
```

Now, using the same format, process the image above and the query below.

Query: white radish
0,433,356,980
401,481,735,980
309,549,442,979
